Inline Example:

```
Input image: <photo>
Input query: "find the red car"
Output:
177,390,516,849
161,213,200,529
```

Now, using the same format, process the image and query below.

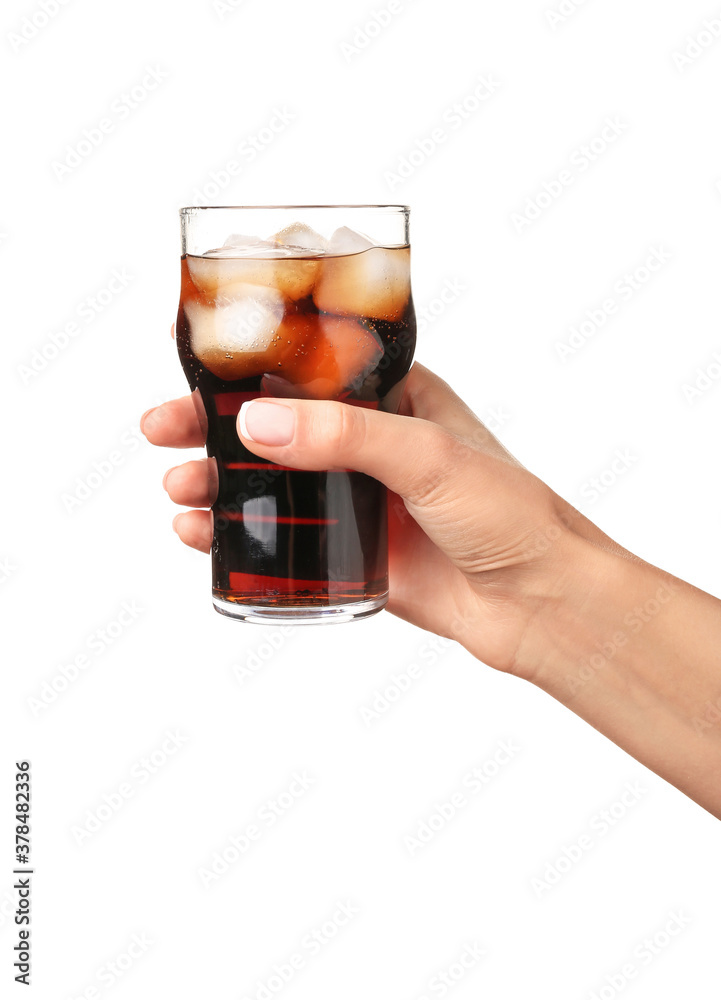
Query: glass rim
179,204,410,214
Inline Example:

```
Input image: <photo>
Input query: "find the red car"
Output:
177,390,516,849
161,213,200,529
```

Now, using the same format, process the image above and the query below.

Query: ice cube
271,223,329,256
184,287,285,380
267,223,329,300
187,254,280,299
202,235,284,258
221,234,268,252
188,227,322,302
326,226,374,256
275,259,320,300
260,314,383,398
314,245,411,322
316,314,383,393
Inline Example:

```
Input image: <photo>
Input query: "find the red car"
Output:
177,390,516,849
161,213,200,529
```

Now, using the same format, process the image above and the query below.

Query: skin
142,363,721,818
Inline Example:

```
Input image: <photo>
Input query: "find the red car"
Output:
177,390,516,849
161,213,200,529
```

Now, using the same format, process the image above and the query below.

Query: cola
177,209,416,623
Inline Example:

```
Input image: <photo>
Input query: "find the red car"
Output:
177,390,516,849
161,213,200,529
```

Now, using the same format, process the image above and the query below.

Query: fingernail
140,407,157,433
163,467,178,491
172,514,181,534
238,400,295,446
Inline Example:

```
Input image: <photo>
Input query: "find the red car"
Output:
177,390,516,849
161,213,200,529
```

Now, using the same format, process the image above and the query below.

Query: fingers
164,459,218,508
233,394,542,583
237,395,470,508
400,364,518,464
140,367,513,462
173,509,212,552
141,396,206,448
400,364,479,429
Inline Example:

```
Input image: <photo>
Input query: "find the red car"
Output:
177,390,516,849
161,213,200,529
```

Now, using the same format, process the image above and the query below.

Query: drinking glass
177,205,416,624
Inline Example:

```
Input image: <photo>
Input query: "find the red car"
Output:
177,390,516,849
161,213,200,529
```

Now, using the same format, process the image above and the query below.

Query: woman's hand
143,364,608,680
143,362,721,817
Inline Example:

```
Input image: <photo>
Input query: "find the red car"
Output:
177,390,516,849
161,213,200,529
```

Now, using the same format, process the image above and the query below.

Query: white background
2,0,720,997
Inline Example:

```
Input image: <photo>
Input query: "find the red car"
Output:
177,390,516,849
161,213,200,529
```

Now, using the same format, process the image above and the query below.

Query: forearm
522,537,721,817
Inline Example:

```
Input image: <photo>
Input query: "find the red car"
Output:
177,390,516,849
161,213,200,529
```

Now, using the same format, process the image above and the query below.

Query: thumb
236,396,565,583
237,397,468,507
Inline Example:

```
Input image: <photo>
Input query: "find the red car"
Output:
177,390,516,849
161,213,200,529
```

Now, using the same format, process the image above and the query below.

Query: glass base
212,593,388,625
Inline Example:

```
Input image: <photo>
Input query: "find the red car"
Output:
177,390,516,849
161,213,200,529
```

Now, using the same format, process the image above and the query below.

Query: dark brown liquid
176,248,416,611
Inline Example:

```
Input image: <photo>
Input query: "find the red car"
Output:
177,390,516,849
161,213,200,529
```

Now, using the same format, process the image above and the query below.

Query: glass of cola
177,205,416,624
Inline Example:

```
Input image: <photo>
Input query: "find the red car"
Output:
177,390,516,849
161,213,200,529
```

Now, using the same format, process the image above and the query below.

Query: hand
143,363,618,679
143,362,721,816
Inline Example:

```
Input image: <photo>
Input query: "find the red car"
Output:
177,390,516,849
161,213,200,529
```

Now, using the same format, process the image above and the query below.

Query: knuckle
324,402,367,460
405,425,466,507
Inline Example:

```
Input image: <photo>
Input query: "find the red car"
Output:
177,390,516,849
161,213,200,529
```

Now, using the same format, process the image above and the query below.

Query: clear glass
176,205,415,624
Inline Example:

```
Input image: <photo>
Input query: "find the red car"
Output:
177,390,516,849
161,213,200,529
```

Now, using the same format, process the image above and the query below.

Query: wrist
517,532,679,691
450,527,642,681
